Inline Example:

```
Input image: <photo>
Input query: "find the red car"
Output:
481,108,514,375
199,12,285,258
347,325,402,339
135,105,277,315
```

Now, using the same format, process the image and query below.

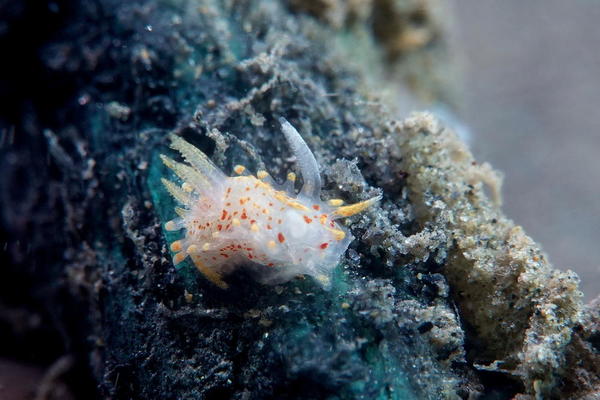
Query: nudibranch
160,118,380,289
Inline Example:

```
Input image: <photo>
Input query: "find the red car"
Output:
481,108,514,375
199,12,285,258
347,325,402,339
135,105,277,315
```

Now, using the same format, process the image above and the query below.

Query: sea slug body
160,118,381,289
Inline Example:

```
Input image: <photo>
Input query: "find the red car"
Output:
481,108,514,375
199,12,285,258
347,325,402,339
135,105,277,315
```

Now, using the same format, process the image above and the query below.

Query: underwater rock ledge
0,0,598,399
396,113,588,398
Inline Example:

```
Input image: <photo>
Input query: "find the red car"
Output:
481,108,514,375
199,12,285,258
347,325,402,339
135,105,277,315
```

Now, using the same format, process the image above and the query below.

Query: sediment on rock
396,113,587,399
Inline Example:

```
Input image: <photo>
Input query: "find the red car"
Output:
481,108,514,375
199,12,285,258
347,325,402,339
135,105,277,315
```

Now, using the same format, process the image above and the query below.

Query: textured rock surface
0,0,597,399
396,113,587,398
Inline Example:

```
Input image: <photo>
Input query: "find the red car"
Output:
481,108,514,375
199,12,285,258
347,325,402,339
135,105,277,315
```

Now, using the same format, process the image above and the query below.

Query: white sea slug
160,118,381,289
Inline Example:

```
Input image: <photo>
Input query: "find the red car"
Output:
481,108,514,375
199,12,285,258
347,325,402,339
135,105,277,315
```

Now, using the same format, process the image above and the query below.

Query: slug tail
332,195,382,219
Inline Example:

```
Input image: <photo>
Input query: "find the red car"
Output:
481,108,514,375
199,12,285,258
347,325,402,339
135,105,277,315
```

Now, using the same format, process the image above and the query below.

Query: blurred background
448,0,600,300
